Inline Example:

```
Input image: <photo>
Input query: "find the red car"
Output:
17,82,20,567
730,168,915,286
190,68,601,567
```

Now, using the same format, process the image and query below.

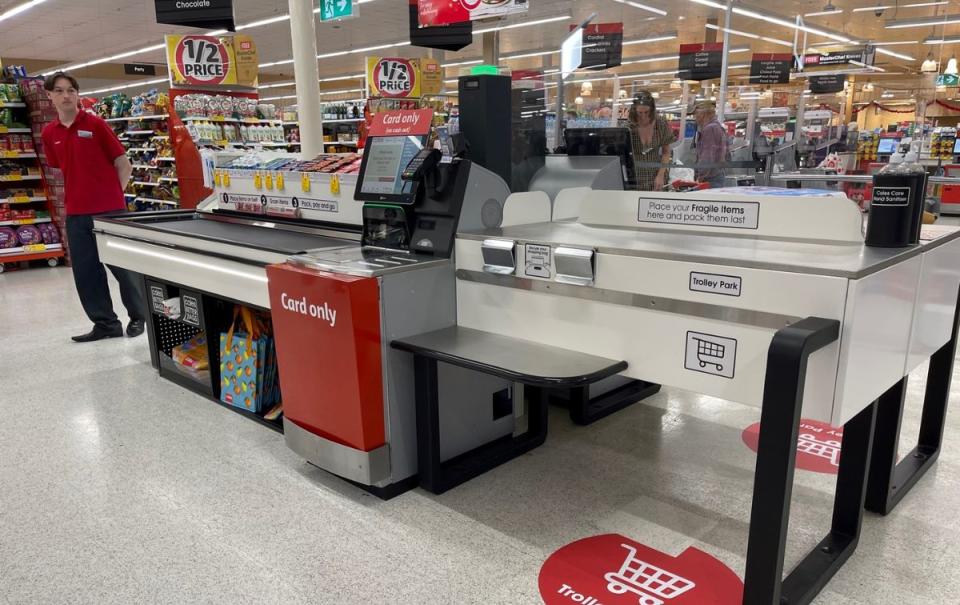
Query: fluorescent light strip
925,36,960,44
474,15,570,35
853,1,947,11
691,0,855,44
804,9,843,17
875,48,915,61
623,34,678,45
887,14,960,29
611,0,668,17
86,78,169,96
0,0,47,23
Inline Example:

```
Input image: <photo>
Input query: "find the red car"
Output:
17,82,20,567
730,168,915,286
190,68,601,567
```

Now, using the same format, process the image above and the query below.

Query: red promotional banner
539,534,744,605
367,109,435,137
418,0,528,27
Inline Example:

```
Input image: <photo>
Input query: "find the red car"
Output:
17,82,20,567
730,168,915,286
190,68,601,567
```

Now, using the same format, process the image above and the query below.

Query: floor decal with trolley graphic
539,534,743,605
741,418,843,474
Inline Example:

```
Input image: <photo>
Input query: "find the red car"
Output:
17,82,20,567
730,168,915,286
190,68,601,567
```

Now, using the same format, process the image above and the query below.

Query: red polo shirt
41,111,127,216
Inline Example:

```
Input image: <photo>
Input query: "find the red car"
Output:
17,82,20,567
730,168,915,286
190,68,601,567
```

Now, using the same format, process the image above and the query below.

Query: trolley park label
689,272,742,297
539,534,743,605
742,418,844,474
638,199,759,230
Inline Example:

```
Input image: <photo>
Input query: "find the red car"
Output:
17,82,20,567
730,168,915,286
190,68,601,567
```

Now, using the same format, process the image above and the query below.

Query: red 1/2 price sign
169,35,231,86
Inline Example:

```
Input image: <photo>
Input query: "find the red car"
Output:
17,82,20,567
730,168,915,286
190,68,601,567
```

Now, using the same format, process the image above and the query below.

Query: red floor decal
741,418,843,474
539,534,743,605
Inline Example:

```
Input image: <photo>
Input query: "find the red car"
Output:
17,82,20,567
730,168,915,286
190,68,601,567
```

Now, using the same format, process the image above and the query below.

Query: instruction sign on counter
638,198,759,229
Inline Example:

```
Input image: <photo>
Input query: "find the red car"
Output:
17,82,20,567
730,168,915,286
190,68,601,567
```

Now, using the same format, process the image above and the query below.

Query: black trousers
65,214,146,330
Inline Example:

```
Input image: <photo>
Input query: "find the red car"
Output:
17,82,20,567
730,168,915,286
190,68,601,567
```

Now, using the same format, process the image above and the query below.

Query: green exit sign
320,0,354,21
936,74,959,87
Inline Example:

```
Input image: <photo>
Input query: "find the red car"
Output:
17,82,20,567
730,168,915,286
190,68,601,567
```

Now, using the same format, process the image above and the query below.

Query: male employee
41,72,145,342
693,100,729,189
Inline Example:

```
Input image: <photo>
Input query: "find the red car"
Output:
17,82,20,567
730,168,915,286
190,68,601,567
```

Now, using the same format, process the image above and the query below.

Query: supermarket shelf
132,181,161,187
156,157,176,163
284,118,364,125
0,152,38,159
0,128,31,134
0,196,46,204
158,177,178,182
0,174,42,182
0,102,27,108
132,164,160,169
126,130,156,136
182,116,283,124
136,197,178,206
0,217,52,227
151,135,169,140
326,141,358,147
0,244,64,263
104,115,169,123
127,147,155,152
124,193,137,198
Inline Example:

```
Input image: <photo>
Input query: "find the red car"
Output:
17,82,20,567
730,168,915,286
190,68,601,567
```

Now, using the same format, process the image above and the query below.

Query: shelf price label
23,244,46,252
212,115,226,122
2,174,22,181
12,196,31,203
276,173,285,190
329,174,340,195
265,173,274,190
223,171,231,187
0,126,7,134
0,151,19,158
13,218,35,225
253,172,263,189
214,170,222,187
301,173,311,193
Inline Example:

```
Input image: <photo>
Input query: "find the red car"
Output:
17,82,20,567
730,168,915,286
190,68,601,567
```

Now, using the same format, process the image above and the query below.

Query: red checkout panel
266,263,385,453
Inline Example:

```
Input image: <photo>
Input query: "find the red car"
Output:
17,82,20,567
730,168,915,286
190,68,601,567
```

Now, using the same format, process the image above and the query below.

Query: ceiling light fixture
922,52,940,72
852,1,947,12
611,0,668,16
0,0,48,23
690,0,855,44
474,15,571,35
805,2,841,17
947,56,959,75
85,78,169,96
875,48,916,61
887,14,960,29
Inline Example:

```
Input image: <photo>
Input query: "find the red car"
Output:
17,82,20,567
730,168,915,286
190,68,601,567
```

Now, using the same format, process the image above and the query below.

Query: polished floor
1,265,958,605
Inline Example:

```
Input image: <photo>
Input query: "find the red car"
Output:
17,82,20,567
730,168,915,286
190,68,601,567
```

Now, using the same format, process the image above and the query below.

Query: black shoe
126,319,145,338
72,326,123,343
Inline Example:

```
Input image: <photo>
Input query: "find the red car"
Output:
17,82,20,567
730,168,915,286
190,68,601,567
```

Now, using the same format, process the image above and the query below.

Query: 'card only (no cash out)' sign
155,0,236,32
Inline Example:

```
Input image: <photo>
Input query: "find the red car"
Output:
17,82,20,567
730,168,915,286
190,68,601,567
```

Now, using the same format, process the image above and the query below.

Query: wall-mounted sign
417,0,528,27
367,109,435,137
677,43,723,81
578,23,624,70
749,53,791,85
809,74,847,94
124,63,157,76
155,0,235,32
320,0,356,22
165,34,258,88
365,57,442,98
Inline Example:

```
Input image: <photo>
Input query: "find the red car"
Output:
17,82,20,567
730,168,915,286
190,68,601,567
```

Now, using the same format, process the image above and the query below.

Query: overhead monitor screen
355,135,426,205
877,138,899,154
561,28,583,79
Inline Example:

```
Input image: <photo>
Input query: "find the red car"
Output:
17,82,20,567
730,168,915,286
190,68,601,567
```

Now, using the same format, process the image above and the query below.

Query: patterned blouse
629,116,676,191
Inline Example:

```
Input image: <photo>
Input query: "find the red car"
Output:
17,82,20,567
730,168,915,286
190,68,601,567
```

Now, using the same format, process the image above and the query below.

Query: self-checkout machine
266,109,515,497
450,188,960,602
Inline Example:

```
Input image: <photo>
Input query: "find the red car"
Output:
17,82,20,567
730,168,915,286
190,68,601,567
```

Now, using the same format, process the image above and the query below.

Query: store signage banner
367,109,435,137
800,47,874,68
165,34,258,89
365,57,441,98
809,74,846,94
155,0,235,32
417,0,528,27
408,1,473,51
577,23,624,70
677,43,723,81
124,64,157,76
319,0,356,22
937,74,960,87
749,53,791,85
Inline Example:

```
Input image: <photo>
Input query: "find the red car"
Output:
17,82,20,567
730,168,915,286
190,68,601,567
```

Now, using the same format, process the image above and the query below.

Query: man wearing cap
693,101,729,189
41,72,145,343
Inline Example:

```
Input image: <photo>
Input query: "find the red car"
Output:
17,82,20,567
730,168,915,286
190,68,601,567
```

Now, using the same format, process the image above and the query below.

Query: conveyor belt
121,216,350,255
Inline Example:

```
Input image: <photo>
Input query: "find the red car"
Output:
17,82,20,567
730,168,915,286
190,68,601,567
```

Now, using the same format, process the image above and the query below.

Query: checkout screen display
877,138,899,154
358,136,424,201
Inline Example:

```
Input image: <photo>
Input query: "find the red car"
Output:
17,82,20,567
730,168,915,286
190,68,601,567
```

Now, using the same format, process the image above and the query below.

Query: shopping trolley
693,337,725,372
604,544,696,605
797,433,842,467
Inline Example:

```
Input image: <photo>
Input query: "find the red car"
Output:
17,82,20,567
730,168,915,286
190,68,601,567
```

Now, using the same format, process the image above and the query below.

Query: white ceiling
3,0,960,98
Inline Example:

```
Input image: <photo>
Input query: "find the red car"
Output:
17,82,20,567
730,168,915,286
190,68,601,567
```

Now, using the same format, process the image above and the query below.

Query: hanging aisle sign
799,47,875,69
578,23,624,70
678,43,723,81
155,0,236,32
165,34,258,89
417,0,528,27
809,74,847,94
749,54,791,85
320,0,356,22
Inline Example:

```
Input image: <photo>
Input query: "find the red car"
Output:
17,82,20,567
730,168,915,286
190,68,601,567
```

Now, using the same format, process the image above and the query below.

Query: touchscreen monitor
877,138,899,154
355,135,427,205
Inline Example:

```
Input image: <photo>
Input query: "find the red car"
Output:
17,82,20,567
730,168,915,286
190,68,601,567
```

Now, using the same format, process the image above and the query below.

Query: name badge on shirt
78,130,94,138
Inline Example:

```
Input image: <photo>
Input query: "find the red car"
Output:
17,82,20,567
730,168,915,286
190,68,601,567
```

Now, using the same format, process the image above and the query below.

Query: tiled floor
1,265,958,604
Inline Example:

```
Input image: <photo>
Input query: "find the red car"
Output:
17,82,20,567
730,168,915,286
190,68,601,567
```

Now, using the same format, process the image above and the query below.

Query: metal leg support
413,356,549,495
567,380,662,426
866,285,960,515
743,316,878,605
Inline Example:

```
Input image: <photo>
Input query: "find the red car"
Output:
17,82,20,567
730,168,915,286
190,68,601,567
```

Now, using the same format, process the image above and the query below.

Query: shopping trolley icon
797,433,842,467
604,544,696,605
693,337,725,372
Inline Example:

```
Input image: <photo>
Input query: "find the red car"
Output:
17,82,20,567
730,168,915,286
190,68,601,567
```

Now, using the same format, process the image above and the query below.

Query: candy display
1,134,35,153
37,222,60,245
15,224,42,246
174,93,259,119
0,160,31,177
0,227,16,248
221,152,362,174
94,89,169,120
0,83,23,103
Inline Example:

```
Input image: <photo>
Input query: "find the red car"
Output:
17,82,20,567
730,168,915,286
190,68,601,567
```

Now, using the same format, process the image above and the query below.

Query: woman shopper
628,92,675,191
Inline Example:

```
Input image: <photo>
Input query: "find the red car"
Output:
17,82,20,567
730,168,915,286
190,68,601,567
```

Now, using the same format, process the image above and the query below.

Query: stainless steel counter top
288,246,450,277
459,222,960,279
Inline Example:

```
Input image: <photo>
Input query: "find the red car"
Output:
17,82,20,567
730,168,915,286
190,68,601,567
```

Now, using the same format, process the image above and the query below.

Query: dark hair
629,91,656,123
44,72,79,93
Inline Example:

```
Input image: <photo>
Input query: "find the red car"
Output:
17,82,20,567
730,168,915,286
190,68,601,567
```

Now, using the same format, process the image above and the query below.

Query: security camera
874,4,885,17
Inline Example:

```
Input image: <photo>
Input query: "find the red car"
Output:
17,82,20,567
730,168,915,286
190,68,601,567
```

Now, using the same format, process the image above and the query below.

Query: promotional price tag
223,171,231,187
214,170,222,187
254,172,263,189
329,174,340,195
301,173,311,193
23,244,45,252
0,126,8,134
212,115,226,122
13,218,35,225
12,196,31,203
0,151,18,158
277,173,285,190
216,139,228,147
265,173,274,190
2,174,22,181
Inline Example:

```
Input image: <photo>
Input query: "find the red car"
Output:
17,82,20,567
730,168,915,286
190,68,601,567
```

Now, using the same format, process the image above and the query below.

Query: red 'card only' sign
367,109,434,137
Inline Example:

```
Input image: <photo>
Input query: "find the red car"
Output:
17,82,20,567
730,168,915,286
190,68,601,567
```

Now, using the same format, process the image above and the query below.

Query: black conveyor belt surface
136,217,349,254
